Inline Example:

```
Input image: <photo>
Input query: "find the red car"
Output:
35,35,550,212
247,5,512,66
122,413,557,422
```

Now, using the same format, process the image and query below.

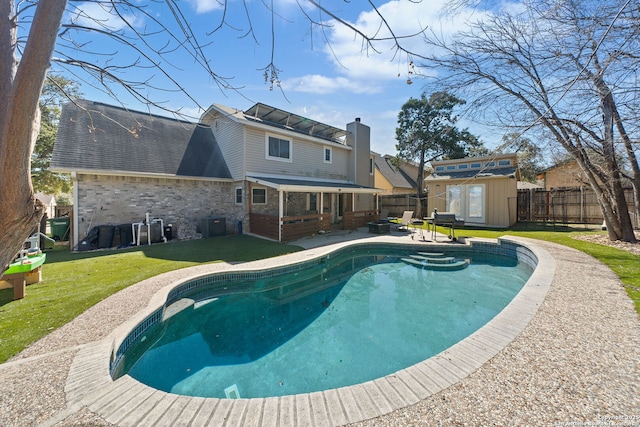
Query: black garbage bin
97,225,115,249
117,224,133,247
164,225,173,241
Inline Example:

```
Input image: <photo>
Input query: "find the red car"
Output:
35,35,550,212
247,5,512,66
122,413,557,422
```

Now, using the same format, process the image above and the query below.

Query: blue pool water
118,247,532,399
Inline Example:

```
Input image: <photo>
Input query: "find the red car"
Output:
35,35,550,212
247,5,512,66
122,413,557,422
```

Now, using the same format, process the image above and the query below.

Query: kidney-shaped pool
111,241,534,399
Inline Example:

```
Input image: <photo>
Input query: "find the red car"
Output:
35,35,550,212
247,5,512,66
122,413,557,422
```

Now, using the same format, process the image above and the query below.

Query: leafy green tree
395,91,485,216
499,134,543,183
31,75,80,196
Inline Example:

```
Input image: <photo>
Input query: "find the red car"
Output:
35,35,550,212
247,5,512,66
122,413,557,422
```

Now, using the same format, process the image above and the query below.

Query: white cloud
188,0,225,14
281,74,383,95
284,0,487,95
70,2,144,31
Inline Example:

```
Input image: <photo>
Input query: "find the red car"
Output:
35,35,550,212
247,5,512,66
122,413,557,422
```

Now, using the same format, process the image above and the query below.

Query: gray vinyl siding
212,118,245,180
244,127,350,181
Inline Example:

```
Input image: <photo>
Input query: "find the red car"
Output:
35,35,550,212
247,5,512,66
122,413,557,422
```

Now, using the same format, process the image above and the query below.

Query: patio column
278,190,284,242
319,192,324,221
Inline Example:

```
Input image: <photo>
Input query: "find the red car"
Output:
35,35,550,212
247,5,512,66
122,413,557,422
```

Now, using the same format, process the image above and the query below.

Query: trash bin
164,225,173,241
48,217,70,241
97,225,115,248
116,224,133,247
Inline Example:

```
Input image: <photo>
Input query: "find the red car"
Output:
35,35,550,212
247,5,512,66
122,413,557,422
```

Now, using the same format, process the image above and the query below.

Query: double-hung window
266,135,292,162
324,147,332,164
252,188,267,205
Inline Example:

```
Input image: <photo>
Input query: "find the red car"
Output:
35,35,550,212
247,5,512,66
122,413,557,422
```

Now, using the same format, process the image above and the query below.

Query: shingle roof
374,155,417,189
426,166,518,180
51,100,232,179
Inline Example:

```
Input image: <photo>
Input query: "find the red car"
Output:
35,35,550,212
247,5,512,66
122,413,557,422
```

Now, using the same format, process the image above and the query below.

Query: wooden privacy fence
379,194,427,218
518,187,638,226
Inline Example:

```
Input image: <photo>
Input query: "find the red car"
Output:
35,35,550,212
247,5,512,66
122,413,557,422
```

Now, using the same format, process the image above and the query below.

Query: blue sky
60,0,500,156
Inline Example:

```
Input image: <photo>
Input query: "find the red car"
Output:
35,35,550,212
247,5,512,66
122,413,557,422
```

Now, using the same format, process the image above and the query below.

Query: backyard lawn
0,235,301,363
0,226,638,364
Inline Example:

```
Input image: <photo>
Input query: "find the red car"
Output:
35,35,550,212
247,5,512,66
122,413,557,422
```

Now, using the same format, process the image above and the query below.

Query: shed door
446,184,485,224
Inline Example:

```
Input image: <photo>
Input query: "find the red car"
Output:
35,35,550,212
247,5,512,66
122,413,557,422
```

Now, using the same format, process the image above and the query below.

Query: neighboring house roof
517,181,543,190
374,155,417,189
35,192,56,206
52,100,232,180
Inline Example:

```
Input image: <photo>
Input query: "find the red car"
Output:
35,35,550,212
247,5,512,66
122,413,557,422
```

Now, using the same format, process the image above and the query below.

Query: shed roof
51,100,232,180
426,166,518,181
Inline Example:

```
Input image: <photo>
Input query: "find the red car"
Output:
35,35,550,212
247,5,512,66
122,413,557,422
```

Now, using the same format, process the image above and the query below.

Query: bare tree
1,0,426,275
425,0,639,241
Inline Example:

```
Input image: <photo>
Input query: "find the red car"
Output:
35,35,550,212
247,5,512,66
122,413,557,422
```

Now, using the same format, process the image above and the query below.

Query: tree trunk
0,0,67,277
599,85,636,242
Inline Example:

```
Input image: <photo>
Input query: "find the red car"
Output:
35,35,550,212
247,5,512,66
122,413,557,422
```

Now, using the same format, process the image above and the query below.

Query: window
252,188,266,205
266,135,291,162
498,159,511,167
446,185,462,216
484,161,496,168
370,157,374,175
324,147,332,164
435,165,445,172
458,164,468,170
446,165,456,171
470,162,481,169
308,193,318,212
235,187,243,205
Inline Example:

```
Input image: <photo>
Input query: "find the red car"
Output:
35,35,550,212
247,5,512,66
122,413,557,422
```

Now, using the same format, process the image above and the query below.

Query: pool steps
402,252,469,270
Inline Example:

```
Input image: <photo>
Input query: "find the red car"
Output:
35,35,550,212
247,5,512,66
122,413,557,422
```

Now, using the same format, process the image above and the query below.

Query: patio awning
247,175,380,194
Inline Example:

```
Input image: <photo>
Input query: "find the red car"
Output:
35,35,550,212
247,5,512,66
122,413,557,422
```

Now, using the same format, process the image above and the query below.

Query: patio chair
379,208,391,223
392,210,414,232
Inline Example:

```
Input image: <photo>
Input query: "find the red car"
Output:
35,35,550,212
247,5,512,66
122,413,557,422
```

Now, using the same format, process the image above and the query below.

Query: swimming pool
111,241,535,399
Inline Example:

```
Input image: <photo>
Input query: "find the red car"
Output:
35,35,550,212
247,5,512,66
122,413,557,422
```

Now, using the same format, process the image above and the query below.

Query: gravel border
1,233,638,426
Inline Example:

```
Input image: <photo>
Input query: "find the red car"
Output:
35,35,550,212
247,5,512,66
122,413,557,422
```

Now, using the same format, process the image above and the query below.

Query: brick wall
76,174,245,239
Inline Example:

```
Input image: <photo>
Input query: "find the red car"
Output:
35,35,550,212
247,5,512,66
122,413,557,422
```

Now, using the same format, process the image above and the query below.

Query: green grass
1,225,638,364
0,235,301,363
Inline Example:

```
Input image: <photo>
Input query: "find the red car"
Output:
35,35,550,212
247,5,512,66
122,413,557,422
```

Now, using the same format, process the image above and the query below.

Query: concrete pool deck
1,229,639,426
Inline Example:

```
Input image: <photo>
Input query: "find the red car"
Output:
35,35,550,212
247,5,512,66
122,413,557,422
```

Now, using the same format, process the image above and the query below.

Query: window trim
265,134,292,163
252,187,267,205
234,186,243,205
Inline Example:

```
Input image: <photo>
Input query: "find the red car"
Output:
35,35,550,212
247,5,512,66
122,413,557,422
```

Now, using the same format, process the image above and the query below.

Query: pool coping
64,236,555,426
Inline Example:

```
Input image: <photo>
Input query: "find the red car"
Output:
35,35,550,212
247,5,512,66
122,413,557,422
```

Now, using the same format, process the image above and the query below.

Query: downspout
72,171,79,250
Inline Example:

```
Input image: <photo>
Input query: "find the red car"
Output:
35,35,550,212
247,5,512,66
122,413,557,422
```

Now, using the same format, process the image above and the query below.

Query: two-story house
51,100,379,248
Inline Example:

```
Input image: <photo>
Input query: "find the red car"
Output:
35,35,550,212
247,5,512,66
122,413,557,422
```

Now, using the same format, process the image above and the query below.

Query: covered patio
246,175,380,241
